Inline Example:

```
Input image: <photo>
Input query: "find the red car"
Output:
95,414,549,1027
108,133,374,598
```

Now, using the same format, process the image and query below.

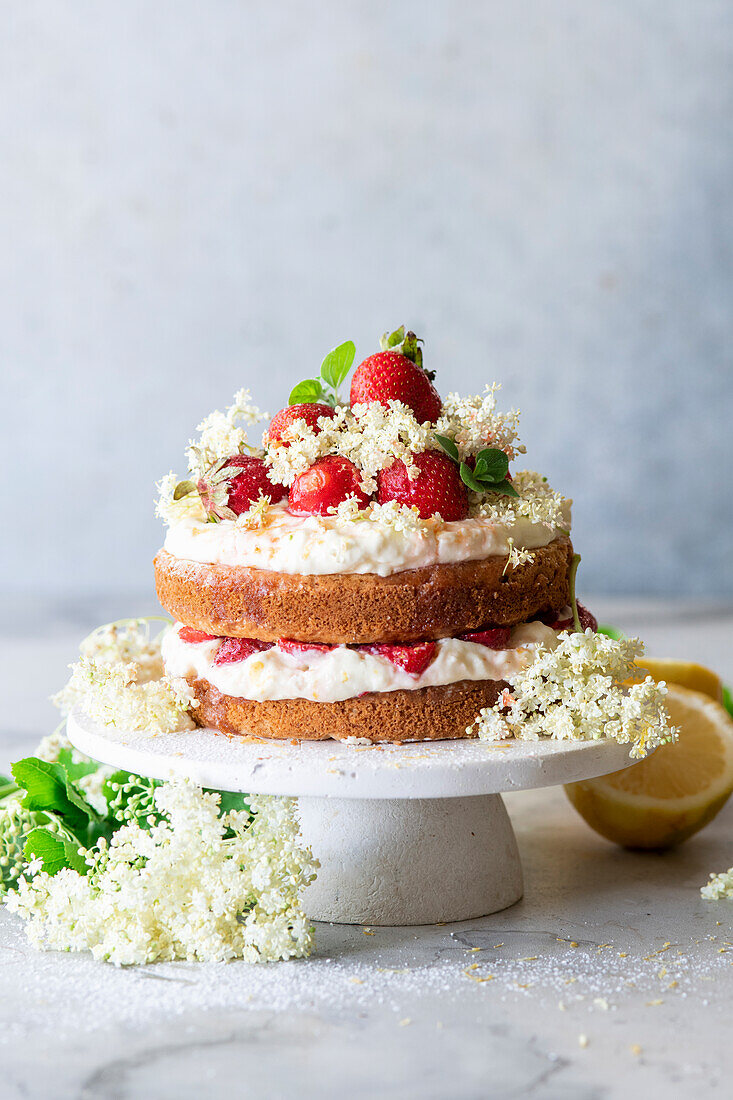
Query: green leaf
598,623,624,640
288,379,324,405
207,789,252,819
434,434,459,463
384,326,405,349
474,448,509,482
12,758,101,830
173,479,197,501
55,748,99,783
459,464,486,494
319,341,356,391
722,685,733,720
488,479,519,498
24,828,89,876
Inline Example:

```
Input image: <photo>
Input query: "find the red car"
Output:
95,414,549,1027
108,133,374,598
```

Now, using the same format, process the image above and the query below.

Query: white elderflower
186,388,267,477
155,471,206,527
367,500,444,534
701,867,733,900
265,418,330,487
53,619,195,735
234,493,274,530
472,470,571,532
436,385,525,462
8,784,318,965
503,538,536,574
470,632,676,759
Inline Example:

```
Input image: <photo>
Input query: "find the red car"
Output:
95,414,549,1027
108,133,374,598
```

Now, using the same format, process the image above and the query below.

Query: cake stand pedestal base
67,711,638,928
298,794,522,925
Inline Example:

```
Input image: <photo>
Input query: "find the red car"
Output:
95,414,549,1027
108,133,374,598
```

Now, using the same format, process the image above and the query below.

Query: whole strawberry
268,402,336,444
197,455,286,520
289,455,371,516
350,327,441,424
377,451,468,521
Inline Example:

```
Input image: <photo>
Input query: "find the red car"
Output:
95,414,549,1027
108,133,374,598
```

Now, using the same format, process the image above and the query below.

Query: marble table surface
2,594,732,1100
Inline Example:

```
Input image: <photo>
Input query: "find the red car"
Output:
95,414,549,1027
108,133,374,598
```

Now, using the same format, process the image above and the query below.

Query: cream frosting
163,501,571,577
162,621,559,703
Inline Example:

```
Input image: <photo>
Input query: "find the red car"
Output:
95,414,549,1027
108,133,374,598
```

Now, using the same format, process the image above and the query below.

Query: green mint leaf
459,463,486,494
24,827,89,876
598,623,624,640
434,434,459,464
320,341,355,391
473,457,488,479
12,758,101,830
474,448,509,482
288,379,324,405
488,479,519,498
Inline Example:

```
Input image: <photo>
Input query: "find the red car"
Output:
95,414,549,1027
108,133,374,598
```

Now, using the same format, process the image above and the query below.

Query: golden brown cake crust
154,536,573,645
188,676,506,742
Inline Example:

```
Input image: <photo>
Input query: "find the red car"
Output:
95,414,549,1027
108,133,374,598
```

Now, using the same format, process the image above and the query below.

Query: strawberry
350,328,441,423
268,403,336,444
288,455,371,516
361,641,437,676
377,451,469,521
551,603,598,633
213,637,274,665
197,455,286,520
278,638,336,655
458,627,512,649
178,626,218,644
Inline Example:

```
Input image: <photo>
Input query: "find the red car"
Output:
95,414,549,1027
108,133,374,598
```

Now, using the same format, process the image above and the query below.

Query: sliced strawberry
458,627,512,650
288,455,371,516
377,451,469,521
278,638,337,655
361,641,437,676
551,603,598,633
178,626,218,644
213,637,275,665
268,403,336,444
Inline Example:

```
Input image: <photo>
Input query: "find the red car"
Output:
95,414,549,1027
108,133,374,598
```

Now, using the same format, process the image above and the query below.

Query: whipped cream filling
162,621,560,703
163,501,571,577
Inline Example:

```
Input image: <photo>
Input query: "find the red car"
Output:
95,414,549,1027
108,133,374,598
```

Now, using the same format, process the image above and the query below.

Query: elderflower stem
568,553,582,633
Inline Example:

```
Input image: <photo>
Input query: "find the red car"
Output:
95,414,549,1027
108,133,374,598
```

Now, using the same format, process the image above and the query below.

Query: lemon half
565,683,733,850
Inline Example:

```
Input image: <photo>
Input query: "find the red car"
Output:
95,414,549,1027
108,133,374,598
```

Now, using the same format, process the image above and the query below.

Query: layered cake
155,328,591,742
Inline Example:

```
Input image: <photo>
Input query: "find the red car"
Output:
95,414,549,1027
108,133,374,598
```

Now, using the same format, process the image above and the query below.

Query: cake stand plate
67,710,636,926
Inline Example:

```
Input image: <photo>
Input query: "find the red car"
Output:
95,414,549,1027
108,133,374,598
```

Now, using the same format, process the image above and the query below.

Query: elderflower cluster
701,867,733,900
265,401,438,493
8,784,317,965
472,469,571,530
53,619,195,735
329,496,444,535
470,632,676,759
155,471,207,527
436,385,525,462
186,388,267,477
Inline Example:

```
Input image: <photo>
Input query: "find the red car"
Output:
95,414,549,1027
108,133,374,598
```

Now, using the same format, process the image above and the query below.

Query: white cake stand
67,709,636,926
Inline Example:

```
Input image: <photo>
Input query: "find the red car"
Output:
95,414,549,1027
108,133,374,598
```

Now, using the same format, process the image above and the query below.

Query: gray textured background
3,1,732,600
